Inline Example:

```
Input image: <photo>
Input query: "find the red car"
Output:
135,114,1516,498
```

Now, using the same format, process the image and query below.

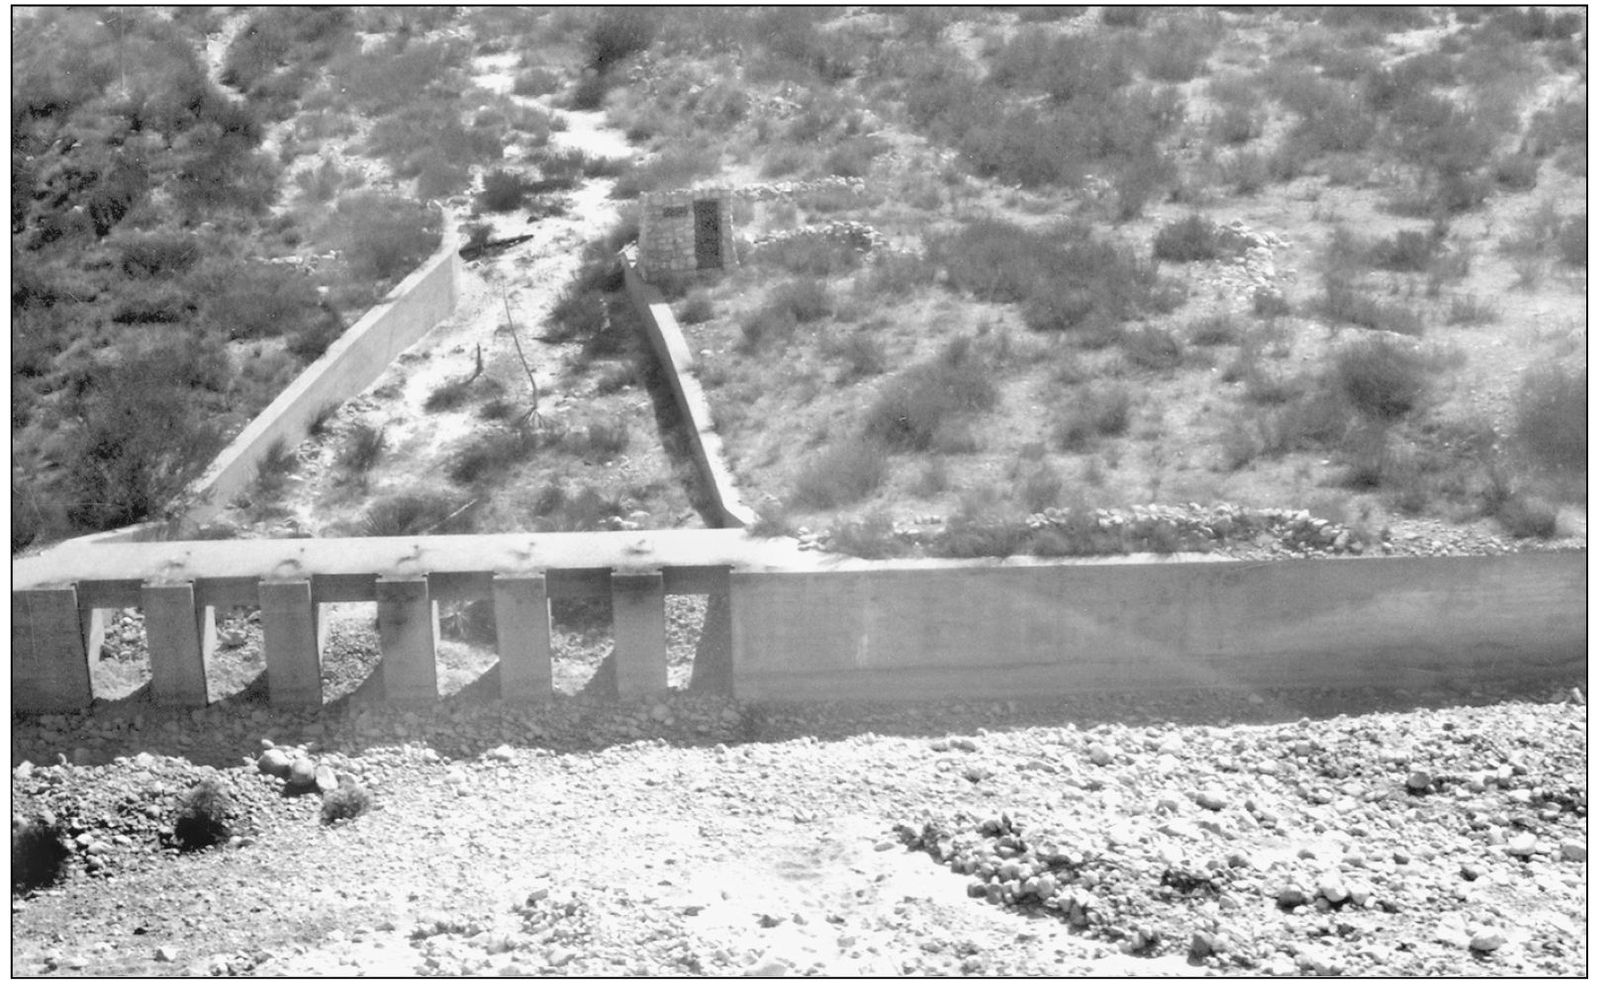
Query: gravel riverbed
10,677,1586,977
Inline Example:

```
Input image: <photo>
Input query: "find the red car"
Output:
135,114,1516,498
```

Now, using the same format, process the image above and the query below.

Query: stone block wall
638,187,737,279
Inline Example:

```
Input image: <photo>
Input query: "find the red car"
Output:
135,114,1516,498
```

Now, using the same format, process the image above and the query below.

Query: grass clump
791,438,889,510
173,779,233,851
1512,366,1585,473
825,510,902,559
1333,338,1429,422
863,339,997,452
361,490,476,536
1152,214,1254,263
479,169,528,212
12,814,71,892
337,423,386,479
321,780,372,826
253,438,298,500
332,192,441,283
928,219,1157,336
1053,382,1132,451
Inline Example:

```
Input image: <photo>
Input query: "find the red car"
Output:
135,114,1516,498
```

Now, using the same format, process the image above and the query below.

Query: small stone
1086,744,1113,767
155,946,179,963
1560,839,1586,862
487,744,517,763
1469,927,1506,953
1506,832,1539,858
1190,931,1217,958
314,764,339,792
1195,790,1230,812
1277,884,1309,909
1460,863,1481,881
289,758,316,788
1405,770,1432,794
650,703,672,723
258,749,293,778
1318,873,1348,904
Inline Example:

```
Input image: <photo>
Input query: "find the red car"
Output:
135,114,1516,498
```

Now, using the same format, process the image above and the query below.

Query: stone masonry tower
637,186,737,281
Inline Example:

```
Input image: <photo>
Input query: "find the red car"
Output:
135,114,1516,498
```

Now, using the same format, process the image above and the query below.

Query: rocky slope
11,678,1585,977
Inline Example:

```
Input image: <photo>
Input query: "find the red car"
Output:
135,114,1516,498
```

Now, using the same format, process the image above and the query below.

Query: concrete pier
12,587,93,713
141,583,213,707
494,575,553,700
612,571,667,696
377,577,438,702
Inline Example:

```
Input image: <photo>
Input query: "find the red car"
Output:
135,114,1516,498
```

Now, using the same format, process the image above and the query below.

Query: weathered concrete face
638,188,737,279
728,553,1588,701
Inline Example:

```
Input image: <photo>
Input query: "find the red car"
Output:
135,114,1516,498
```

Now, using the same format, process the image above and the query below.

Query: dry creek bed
10,676,1586,978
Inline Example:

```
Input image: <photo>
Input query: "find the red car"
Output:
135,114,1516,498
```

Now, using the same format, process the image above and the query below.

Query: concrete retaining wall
729,552,1587,701
181,217,458,527
621,258,756,528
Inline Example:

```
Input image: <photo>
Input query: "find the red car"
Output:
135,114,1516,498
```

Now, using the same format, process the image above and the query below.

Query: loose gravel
10,676,1585,977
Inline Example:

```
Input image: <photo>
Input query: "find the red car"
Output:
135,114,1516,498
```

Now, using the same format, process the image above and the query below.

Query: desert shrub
173,779,233,851
513,66,562,97
61,339,227,532
929,219,1156,333
1316,282,1425,336
1557,215,1586,268
193,260,334,343
751,236,864,277
1122,323,1185,371
1054,382,1131,450
361,489,477,536
1333,338,1429,421
1152,214,1254,263
1187,313,1242,347
610,144,720,198
1525,95,1586,158
1219,420,1263,471
675,292,714,325
1367,227,1442,272
1208,105,1264,146
329,37,469,116
588,8,657,71
1445,294,1498,326
766,279,833,323
562,418,630,460
253,438,297,500
863,339,997,452
828,326,889,383
307,400,341,438
479,169,528,212
332,192,440,282
1258,385,1353,455
1101,7,1146,28
425,375,504,413
11,814,71,891
320,780,371,825
1491,152,1539,192
826,510,902,559
1217,148,1269,196
1139,18,1217,82
791,437,889,510
1251,287,1290,318
1493,493,1559,539
1512,365,1586,473
112,228,202,279
293,158,356,203
449,430,538,486
337,423,386,478
823,136,889,178
1014,462,1063,513
1486,6,1582,41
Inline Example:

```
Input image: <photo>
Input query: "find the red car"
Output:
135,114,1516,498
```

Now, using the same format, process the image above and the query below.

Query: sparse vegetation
1512,366,1586,474
12,815,71,891
173,779,233,851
